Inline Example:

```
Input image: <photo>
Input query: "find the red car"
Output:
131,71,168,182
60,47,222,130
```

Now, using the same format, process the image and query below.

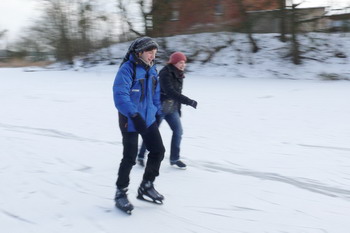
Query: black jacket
159,64,193,115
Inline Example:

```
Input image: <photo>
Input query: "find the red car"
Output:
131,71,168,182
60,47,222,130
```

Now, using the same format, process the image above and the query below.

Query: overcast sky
0,0,349,42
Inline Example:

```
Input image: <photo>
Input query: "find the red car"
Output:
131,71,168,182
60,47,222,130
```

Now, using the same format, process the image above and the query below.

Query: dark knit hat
119,37,159,67
168,52,187,64
130,37,159,53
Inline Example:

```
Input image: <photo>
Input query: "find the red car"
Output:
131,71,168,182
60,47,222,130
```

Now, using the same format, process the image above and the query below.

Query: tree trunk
291,4,301,65
279,0,287,42
235,0,260,53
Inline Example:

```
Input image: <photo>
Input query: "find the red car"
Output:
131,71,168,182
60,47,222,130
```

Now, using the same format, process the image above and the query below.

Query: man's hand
131,113,147,134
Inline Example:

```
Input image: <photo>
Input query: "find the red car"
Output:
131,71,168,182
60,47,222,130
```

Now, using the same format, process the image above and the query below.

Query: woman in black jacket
137,52,197,169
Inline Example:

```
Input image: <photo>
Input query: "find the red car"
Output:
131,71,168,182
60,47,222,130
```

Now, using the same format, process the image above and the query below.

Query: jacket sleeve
159,68,192,105
113,65,138,117
152,75,163,115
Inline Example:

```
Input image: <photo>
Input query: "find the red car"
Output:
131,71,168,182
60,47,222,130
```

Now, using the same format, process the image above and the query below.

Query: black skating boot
137,158,145,167
137,180,164,204
170,160,187,169
115,188,134,215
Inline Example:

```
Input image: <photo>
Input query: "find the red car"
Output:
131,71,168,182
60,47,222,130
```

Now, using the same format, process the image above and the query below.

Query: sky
0,0,349,43
0,0,40,39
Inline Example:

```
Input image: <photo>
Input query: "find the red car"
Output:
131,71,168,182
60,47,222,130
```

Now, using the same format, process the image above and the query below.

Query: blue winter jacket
113,55,161,132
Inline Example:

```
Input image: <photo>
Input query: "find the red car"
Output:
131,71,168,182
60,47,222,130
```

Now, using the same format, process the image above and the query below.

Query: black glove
131,113,147,134
188,99,198,109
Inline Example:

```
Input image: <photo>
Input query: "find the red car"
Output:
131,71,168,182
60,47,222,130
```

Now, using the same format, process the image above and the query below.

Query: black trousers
116,122,165,189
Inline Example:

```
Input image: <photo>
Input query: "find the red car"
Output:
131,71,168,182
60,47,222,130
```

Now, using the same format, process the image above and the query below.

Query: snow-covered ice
1,33,350,233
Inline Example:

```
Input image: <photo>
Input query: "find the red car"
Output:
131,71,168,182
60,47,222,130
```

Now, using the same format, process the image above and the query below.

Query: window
170,10,180,21
146,15,153,30
215,0,224,16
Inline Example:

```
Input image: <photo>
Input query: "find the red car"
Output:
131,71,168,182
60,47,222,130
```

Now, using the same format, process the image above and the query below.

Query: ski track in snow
195,161,350,200
0,122,120,145
298,144,350,152
1,210,36,224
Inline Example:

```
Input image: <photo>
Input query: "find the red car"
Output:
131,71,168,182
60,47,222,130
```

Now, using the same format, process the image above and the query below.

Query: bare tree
116,0,169,37
290,2,301,64
0,29,9,61
35,0,75,64
77,1,94,57
137,0,152,35
0,29,8,39
279,0,287,42
116,0,144,37
11,0,117,64
235,0,260,53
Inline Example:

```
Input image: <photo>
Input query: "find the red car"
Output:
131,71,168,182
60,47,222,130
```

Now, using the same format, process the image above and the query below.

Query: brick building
248,7,328,33
150,0,279,36
327,13,350,32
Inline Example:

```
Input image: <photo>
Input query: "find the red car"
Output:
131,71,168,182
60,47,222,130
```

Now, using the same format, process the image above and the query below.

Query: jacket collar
168,64,185,79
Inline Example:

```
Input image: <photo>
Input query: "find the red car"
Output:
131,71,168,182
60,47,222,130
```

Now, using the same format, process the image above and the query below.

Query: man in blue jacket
113,37,165,214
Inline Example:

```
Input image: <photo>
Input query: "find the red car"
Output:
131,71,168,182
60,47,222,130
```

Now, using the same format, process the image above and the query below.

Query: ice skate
137,180,164,204
115,188,134,215
137,158,145,167
170,160,187,169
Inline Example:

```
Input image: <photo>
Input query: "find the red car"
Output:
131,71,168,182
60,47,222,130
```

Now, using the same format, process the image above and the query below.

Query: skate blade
137,194,163,205
115,205,133,215
171,165,187,170
123,209,132,215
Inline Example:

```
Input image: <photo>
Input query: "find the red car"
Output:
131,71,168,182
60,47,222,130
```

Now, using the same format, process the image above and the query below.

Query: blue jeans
138,111,183,162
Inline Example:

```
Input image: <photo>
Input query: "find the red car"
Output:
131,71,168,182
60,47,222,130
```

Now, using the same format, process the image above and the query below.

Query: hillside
94,32,350,81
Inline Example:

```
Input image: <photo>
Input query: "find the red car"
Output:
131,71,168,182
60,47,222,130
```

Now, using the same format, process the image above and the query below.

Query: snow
1,32,350,233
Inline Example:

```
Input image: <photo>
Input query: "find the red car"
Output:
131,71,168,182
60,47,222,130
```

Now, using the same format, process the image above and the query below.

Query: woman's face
174,60,186,71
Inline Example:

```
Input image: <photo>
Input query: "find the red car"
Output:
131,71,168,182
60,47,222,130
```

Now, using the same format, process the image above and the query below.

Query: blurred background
1,2,350,231
0,0,349,67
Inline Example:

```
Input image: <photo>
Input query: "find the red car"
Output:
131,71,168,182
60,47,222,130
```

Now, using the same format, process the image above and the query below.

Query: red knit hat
168,52,187,64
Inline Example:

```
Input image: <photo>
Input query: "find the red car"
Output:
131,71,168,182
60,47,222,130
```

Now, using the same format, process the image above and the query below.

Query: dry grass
318,72,350,81
0,59,53,68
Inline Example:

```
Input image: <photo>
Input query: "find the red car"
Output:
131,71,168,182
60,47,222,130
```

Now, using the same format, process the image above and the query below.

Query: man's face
139,49,157,65
174,60,186,71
